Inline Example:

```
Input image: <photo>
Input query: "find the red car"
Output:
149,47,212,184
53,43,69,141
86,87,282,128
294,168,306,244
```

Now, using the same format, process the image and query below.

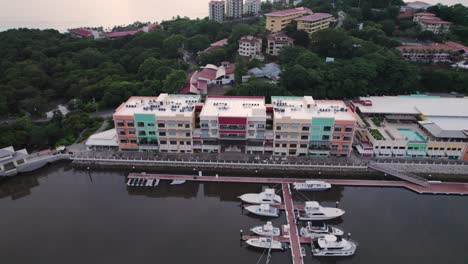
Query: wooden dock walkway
127,173,468,195
282,183,304,264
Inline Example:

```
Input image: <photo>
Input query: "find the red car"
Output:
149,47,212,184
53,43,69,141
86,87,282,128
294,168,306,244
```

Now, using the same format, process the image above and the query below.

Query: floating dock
127,173,468,195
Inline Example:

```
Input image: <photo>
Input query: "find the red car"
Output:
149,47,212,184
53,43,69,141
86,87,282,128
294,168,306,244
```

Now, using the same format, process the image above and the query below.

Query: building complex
113,94,356,157
267,32,294,56
226,0,244,19
238,35,264,60
265,7,312,32
295,13,336,35
397,41,468,63
413,12,451,34
351,95,468,160
244,0,261,15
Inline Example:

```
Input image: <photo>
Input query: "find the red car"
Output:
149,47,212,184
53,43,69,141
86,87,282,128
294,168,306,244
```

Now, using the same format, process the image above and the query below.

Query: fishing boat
239,188,282,204
251,221,280,237
170,179,186,185
311,235,357,256
297,201,345,221
293,180,331,191
245,237,283,250
300,222,344,238
245,204,279,217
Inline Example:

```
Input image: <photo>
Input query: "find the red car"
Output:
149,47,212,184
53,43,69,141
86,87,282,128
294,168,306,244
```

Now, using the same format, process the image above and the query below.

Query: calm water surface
0,163,468,264
0,0,465,31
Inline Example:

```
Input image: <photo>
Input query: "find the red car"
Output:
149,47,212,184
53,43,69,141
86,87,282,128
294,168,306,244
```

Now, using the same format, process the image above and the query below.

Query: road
1,109,114,125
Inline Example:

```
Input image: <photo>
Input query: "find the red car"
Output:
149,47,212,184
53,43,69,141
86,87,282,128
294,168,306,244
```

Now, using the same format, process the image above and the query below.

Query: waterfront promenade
127,173,468,195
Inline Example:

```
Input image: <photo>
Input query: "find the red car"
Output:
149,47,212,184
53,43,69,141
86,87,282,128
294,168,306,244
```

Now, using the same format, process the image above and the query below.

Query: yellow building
295,13,336,35
265,7,312,33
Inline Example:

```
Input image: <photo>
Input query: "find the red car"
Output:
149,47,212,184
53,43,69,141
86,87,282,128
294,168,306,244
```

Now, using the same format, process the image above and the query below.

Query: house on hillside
189,62,236,94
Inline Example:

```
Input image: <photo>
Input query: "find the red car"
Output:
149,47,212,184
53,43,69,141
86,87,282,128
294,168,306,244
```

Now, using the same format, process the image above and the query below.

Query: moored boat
297,201,345,221
251,221,280,237
239,188,282,204
293,180,331,191
311,235,357,256
245,237,284,250
300,222,344,238
245,204,279,217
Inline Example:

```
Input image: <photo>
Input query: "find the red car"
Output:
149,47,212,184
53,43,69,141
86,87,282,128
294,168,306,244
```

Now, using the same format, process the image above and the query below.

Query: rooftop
85,129,119,147
295,13,334,22
264,7,312,17
414,12,436,16
397,41,468,53
272,96,355,121
200,96,267,118
267,32,294,42
114,94,201,117
420,19,451,25
239,35,262,44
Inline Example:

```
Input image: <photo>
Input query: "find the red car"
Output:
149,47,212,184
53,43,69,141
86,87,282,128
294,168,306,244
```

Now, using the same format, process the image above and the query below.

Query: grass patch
372,117,384,127
370,129,384,140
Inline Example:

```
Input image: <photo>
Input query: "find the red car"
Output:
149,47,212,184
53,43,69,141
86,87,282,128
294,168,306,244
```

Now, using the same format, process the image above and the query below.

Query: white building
244,0,261,15
209,1,225,23
238,35,264,60
267,32,294,56
226,0,243,19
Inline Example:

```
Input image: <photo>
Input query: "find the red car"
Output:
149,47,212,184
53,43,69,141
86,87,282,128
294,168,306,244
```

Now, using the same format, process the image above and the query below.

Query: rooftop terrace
114,94,201,117
200,96,267,118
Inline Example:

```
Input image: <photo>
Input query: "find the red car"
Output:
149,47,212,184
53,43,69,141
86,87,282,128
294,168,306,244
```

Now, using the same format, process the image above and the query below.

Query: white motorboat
251,221,280,237
300,222,344,238
245,237,283,250
311,235,357,256
239,188,282,204
293,181,331,191
170,179,186,185
245,204,279,217
297,201,345,221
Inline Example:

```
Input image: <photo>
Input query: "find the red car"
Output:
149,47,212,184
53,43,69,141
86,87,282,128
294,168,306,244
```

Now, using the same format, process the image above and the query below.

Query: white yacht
245,204,279,217
293,181,331,191
300,222,344,238
239,188,282,204
245,237,284,250
251,221,280,237
297,201,345,221
170,179,186,185
311,235,357,256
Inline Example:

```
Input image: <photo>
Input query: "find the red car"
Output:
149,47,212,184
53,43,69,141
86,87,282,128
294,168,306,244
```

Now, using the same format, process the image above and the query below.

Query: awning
427,150,445,157
445,151,462,157
407,150,426,156
356,145,374,154
392,149,406,155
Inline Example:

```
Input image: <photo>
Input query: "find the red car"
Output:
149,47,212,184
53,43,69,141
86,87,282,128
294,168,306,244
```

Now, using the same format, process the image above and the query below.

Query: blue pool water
398,128,425,141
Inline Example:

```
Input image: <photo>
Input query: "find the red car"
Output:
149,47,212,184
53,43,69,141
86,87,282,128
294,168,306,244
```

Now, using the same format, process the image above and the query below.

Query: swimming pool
398,128,425,141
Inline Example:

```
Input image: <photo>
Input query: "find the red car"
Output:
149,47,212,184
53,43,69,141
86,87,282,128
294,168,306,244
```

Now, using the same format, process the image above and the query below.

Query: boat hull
246,239,283,250
239,193,282,205
251,226,281,237
245,206,279,217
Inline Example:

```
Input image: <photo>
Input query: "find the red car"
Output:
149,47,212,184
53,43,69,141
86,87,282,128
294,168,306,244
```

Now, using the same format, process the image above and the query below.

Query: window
301,135,308,140
333,135,341,140
258,124,265,129
201,123,209,128
137,122,145,127
130,139,137,144
185,124,190,128
179,141,185,145
324,126,331,132
276,126,281,131
276,134,281,139
119,131,126,135
322,135,330,140
249,131,255,137
159,132,166,137
345,127,353,132
149,131,156,135
334,127,342,132
160,140,167,145
158,123,165,128
169,131,176,136
211,130,218,136
168,122,176,127
302,126,309,131
170,141,177,145
291,133,298,139
117,122,125,127
178,123,183,127
211,120,218,126
343,136,351,141
282,144,287,148
290,144,297,148
186,132,191,137
127,122,134,127
139,131,146,136
147,123,155,127
128,130,136,135
120,139,128,143
275,143,280,147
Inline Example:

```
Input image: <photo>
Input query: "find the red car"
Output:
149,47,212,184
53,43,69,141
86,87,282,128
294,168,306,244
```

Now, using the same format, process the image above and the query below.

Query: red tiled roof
397,41,468,52
211,38,228,47
197,68,218,80
239,36,261,44
267,32,294,42
225,65,236,75
70,29,94,37
398,9,416,19
419,16,440,20
265,7,312,17
414,12,436,16
295,13,333,22
420,19,451,25
103,29,141,38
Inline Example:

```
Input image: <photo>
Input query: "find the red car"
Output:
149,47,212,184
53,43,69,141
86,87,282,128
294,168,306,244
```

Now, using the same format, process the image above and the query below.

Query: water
0,0,465,32
1,163,468,264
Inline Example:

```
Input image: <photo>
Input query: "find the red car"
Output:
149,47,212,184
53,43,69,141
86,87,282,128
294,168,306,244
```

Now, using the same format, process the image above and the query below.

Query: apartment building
113,94,202,152
351,95,468,160
272,96,356,157
397,41,468,63
209,1,225,23
244,0,261,15
226,0,243,19
295,13,335,35
265,7,312,32
196,96,269,153
267,32,294,56
238,35,264,60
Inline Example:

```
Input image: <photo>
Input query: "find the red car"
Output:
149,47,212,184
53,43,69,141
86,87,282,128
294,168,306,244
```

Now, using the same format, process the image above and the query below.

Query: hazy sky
0,0,466,31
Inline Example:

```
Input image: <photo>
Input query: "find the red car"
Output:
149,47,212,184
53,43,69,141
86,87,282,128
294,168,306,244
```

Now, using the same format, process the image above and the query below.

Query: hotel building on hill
264,7,312,32
112,94,356,157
